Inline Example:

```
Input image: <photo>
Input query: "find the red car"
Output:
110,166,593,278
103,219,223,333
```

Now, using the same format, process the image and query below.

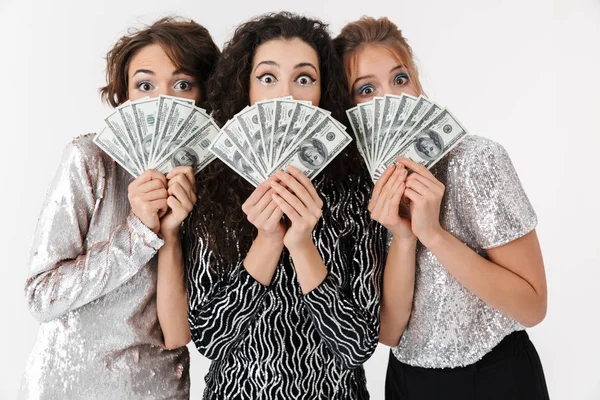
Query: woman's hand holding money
242,179,286,286
242,178,287,242
160,166,197,241
399,156,446,247
270,165,327,294
128,170,169,234
369,162,415,241
270,166,323,251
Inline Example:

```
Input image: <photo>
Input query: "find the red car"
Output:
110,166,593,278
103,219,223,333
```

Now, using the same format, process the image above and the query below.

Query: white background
1,0,598,398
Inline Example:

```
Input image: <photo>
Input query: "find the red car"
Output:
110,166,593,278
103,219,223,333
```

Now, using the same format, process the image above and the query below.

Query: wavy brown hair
100,16,220,108
189,12,367,265
333,16,424,97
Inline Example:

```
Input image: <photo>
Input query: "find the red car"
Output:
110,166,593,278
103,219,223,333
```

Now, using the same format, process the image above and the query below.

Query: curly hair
190,11,367,265
99,16,221,108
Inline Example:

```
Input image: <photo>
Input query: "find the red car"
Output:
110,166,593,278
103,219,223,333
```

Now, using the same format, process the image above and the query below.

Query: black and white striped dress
183,173,386,399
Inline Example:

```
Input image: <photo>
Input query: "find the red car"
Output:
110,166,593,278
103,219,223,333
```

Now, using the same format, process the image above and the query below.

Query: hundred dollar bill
104,105,144,173
236,105,270,174
131,98,159,168
150,95,194,165
271,99,297,168
117,103,146,170
272,115,352,180
371,97,385,167
384,95,434,159
220,119,266,179
375,93,417,167
346,106,370,171
152,100,196,164
209,126,264,187
357,101,376,167
399,101,443,150
278,102,316,161
376,108,468,179
277,107,329,164
93,126,140,177
155,119,219,175
256,100,275,168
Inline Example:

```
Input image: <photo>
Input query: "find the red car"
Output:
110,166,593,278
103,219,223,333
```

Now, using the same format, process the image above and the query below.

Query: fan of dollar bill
209,97,353,187
93,95,220,177
347,94,469,182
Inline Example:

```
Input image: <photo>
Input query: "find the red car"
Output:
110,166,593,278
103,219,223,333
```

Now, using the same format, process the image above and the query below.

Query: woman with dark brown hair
20,17,219,399
182,11,385,399
335,17,549,399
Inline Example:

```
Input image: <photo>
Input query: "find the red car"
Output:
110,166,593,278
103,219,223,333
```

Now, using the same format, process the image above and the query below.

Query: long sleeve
25,140,164,323
184,225,270,361
302,177,386,369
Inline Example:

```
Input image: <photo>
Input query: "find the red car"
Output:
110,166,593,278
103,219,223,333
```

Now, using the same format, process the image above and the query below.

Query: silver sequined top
20,135,190,399
392,135,537,368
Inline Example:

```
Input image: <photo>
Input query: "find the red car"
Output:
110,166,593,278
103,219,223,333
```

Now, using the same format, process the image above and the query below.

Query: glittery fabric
183,174,386,399
20,135,190,399
392,135,537,369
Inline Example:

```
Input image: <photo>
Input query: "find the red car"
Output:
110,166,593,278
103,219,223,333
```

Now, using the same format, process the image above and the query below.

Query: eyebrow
352,64,406,88
131,69,190,77
132,69,154,77
253,61,318,74
254,60,279,73
294,62,318,74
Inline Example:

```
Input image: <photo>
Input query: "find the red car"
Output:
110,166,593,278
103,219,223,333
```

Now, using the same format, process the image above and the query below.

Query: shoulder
69,133,107,159
449,135,507,161
60,134,112,187
445,134,514,174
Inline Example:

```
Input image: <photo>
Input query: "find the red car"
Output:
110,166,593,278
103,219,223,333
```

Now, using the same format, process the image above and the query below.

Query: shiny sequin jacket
20,135,190,400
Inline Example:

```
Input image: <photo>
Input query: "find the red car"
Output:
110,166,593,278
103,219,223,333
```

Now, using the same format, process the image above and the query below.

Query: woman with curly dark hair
182,11,386,399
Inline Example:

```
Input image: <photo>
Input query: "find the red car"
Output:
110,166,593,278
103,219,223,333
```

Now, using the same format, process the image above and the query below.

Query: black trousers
385,331,550,399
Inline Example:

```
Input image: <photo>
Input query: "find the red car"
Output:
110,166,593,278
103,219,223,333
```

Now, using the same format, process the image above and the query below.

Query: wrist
285,235,315,254
390,234,417,250
419,227,447,250
160,230,180,245
256,230,285,246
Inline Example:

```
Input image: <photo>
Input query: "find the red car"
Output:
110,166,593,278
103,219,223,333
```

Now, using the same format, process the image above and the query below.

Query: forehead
353,45,403,75
253,38,319,69
128,44,177,74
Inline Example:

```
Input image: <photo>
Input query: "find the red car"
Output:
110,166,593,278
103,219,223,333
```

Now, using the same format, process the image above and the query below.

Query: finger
271,180,309,218
405,177,432,197
167,166,195,191
272,193,302,223
389,168,407,194
254,200,278,226
169,183,194,211
132,169,167,188
396,156,438,183
407,171,444,194
243,179,272,209
285,166,322,206
168,175,194,198
403,188,423,203
133,178,166,194
252,188,276,216
166,196,187,222
274,170,316,212
391,182,405,207
149,198,169,214
371,182,390,220
373,163,396,197
142,188,169,202
265,205,284,227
